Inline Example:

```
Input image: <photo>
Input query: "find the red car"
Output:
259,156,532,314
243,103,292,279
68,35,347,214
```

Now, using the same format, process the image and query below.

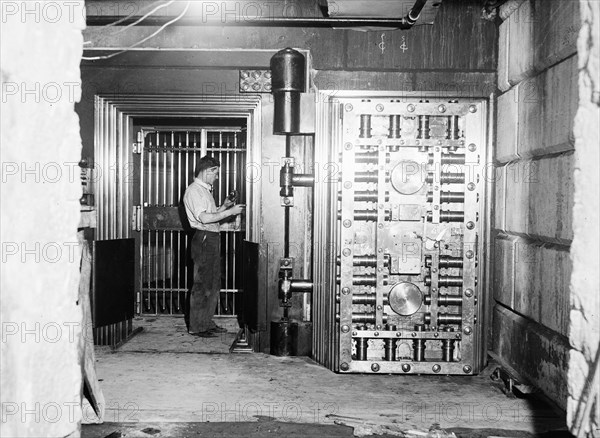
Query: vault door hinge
131,205,142,232
132,131,143,154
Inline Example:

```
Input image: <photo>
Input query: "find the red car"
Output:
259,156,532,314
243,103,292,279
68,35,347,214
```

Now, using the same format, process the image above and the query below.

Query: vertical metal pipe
284,135,291,259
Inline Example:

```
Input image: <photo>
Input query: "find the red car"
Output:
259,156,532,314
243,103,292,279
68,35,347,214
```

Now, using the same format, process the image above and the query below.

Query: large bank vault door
313,95,490,375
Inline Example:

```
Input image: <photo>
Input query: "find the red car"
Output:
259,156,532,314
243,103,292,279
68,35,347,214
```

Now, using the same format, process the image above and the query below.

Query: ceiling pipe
87,0,429,29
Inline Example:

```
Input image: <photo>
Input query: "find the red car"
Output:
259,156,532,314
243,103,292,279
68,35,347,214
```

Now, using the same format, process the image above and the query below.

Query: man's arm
198,209,234,224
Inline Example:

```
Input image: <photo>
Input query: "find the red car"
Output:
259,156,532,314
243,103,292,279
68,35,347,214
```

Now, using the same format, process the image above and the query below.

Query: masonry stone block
507,0,536,85
496,88,519,163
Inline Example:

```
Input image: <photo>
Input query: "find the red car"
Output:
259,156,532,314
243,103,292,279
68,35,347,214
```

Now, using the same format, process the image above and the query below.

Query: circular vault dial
390,160,425,195
388,282,423,316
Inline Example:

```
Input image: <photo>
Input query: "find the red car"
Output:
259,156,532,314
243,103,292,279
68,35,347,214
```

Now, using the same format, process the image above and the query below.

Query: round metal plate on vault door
390,160,425,195
388,282,423,316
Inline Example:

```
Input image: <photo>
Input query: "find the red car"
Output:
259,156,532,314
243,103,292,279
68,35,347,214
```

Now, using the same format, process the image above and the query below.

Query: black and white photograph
1,0,598,437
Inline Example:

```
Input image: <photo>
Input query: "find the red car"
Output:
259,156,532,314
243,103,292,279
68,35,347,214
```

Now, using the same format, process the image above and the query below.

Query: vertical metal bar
201,128,207,157
118,113,124,239
154,134,160,314
155,132,159,207
95,97,102,239
232,132,238,315
102,100,108,239
163,133,167,206
223,131,229,315
110,105,117,239
139,132,145,315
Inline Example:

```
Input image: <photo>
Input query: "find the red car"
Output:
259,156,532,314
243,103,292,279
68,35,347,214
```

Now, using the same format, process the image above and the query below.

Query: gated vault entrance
134,123,247,318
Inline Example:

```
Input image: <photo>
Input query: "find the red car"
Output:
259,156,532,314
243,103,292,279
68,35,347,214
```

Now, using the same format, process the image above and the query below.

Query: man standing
183,156,244,337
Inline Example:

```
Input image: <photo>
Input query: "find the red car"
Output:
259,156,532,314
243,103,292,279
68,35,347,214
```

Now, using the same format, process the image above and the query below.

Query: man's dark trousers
189,230,221,333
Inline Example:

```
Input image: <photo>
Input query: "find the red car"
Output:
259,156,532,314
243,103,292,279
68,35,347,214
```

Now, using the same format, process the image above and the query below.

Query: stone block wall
567,2,599,436
0,2,86,437
492,0,579,409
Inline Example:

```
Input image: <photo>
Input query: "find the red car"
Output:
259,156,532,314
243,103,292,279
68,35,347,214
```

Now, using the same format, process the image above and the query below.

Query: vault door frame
93,94,262,317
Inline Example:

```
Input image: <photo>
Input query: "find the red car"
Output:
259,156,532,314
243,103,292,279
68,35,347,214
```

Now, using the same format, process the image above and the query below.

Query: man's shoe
209,326,228,333
189,331,218,338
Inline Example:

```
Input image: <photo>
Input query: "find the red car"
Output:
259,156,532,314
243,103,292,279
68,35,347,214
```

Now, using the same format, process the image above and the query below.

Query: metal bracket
132,205,142,232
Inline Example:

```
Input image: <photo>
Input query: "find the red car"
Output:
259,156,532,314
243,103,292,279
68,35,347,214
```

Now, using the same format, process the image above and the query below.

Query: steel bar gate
135,127,247,316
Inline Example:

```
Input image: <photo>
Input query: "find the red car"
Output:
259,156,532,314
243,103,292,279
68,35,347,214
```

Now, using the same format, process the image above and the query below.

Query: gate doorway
133,118,247,318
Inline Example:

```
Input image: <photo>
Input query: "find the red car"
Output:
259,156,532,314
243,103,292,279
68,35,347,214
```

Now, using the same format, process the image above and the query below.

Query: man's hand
222,198,235,209
229,204,245,216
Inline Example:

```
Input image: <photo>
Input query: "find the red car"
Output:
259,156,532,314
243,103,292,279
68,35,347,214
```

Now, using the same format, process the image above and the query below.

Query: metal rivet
378,223,384,229
463,365,472,374
378,204,384,209
432,364,441,373
352,331,357,336
374,331,379,336
396,332,401,337
435,147,440,152
464,288,474,297
400,140,405,145
341,325,350,333
432,268,438,273
343,220,352,228
343,181,352,189
432,287,437,292
467,182,476,191
402,364,411,372
376,104,384,112
345,104,353,112
466,250,474,259
434,205,439,210
438,104,446,113
434,332,439,338
469,105,477,113
342,287,350,295
468,143,477,152
466,221,475,230
340,362,349,371
411,332,417,337
283,198,291,205
371,363,380,372
345,142,353,150
407,104,415,112
342,248,351,257
464,326,472,335
416,140,420,145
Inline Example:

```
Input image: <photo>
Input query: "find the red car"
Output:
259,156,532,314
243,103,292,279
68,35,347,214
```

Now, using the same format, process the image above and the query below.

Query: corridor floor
82,317,570,438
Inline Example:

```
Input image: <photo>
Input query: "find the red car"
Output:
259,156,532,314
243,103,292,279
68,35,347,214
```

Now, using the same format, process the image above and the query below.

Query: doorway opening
134,118,248,319
92,94,262,346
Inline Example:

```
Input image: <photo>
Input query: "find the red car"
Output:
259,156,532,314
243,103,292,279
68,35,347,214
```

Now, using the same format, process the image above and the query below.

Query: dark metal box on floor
313,93,491,375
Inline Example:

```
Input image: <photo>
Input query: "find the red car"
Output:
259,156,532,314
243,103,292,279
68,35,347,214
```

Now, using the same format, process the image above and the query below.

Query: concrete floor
82,317,570,438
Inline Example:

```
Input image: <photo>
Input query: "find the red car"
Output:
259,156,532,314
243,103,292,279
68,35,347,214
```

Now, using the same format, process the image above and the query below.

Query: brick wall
492,0,579,409
0,2,86,436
